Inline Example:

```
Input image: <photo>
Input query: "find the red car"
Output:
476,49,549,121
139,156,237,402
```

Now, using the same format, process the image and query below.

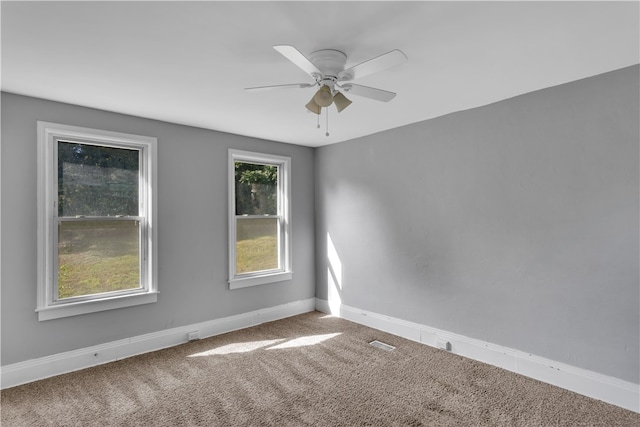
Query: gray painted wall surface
315,66,639,383
1,93,315,365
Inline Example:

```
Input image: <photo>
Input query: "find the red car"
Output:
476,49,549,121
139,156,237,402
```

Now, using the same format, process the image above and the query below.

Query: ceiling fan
245,45,408,114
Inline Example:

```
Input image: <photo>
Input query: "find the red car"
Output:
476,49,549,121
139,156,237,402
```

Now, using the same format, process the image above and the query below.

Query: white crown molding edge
1,298,316,390
314,298,639,413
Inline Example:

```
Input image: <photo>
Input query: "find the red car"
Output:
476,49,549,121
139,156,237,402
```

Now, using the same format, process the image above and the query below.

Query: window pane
236,217,279,274
58,220,140,299
58,141,139,217
234,162,278,215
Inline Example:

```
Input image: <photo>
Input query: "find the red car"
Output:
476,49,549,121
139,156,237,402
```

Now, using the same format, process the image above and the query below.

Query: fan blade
338,49,407,82
273,45,322,79
340,84,396,102
244,83,314,91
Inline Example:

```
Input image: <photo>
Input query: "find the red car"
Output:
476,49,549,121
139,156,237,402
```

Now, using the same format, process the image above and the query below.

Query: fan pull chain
317,112,320,129
325,107,330,137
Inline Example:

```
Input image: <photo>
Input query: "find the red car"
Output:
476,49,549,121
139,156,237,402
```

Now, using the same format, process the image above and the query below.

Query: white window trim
37,121,158,321
228,149,292,289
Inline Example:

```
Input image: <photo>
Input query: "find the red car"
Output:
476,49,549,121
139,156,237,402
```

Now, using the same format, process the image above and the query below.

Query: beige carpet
2,311,638,426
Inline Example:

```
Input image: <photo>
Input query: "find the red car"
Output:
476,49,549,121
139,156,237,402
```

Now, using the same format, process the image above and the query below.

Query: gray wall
315,65,639,383
2,65,638,385
1,93,315,365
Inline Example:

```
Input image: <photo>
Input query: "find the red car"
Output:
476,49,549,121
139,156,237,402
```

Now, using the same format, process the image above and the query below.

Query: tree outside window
229,150,291,289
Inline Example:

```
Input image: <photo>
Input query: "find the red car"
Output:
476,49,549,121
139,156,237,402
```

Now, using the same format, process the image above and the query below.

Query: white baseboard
1,298,316,390
314,298,639,413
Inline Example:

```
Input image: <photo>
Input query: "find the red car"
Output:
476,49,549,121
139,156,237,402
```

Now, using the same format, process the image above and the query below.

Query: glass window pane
58,220,140,299
236,217,279,274
58,141,139,217
234,162,278,215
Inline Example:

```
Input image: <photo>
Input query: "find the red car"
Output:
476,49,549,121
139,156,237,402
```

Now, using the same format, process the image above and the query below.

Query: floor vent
369,340,396,351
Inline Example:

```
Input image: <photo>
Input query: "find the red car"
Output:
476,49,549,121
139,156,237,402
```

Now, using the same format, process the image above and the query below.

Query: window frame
228,149,292,289
37,121,158,321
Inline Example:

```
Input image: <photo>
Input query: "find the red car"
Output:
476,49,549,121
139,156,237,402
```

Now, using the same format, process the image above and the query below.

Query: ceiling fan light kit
333,92,352,113
246,44,407,135
313,85,334,107
305,98,321,115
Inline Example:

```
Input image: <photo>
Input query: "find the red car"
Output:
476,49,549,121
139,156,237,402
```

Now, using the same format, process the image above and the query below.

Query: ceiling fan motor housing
309,49,348,86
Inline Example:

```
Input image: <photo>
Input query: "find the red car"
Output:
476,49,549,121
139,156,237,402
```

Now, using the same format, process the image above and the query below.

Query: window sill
36,291,158,321
229,271,292,290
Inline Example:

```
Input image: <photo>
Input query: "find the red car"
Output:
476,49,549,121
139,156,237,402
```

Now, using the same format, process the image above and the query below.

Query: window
37,122,157,320
229,150,291,289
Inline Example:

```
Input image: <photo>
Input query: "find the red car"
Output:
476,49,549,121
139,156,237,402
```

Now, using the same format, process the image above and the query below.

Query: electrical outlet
187,331,200,341
436,339,451,351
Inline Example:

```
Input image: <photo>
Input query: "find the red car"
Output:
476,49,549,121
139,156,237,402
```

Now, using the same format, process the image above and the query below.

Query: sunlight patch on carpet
187,333,343,357
266,333,342,350
188,339,285,356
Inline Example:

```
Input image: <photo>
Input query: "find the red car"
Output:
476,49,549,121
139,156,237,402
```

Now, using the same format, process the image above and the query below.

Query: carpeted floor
2,311,639,426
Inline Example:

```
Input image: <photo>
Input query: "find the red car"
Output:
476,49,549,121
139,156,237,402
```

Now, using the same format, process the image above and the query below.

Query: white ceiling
2,1,638,147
